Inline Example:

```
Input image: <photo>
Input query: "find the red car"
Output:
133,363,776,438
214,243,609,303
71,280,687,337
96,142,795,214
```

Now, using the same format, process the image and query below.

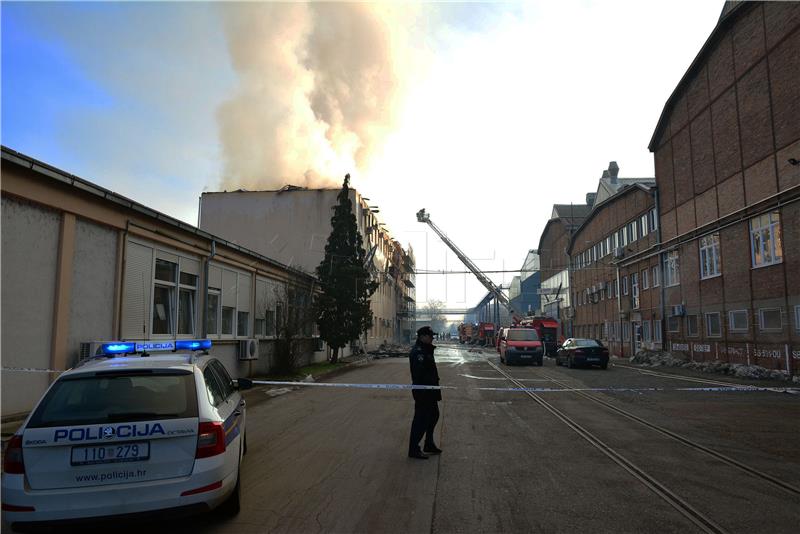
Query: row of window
574,209,658,270
667,306,800,336
130,240,314,340
575,305,800,344
574,265,662,307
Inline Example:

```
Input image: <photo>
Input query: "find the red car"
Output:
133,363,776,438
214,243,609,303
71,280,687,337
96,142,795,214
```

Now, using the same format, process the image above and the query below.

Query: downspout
202,240,216,338
655,187,665,352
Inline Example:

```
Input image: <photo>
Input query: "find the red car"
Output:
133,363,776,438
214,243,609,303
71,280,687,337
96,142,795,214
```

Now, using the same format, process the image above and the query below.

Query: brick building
647,1,800,372
537,203,591,335
568,175,659,358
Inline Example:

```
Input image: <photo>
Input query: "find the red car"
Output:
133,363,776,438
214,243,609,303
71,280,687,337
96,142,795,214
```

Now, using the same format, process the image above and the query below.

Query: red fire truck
517,316,560,356
477,322,496,346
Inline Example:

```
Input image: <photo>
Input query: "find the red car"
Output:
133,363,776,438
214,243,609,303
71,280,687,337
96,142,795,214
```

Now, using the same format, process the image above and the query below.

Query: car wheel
537,358,543,367
555,357,561,366
220,465,241,517
567,357,574,369
601,362,608,370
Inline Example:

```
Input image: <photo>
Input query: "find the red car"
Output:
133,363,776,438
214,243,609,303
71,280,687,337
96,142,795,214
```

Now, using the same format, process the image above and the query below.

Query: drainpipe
202,240,216,338
654,187,665,353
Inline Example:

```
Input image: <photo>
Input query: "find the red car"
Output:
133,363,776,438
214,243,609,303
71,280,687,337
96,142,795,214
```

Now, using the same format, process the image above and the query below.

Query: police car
1,339,250,530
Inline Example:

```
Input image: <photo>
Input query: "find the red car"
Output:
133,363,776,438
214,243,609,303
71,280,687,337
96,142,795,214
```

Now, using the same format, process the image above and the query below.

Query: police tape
2,369,797,394
251,380,800,394
1,366,64,373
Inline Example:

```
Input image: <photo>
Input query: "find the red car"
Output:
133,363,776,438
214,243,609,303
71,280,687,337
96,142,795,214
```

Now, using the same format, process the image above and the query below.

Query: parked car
2,339,250,530
499,327,544,366
555,338,609,369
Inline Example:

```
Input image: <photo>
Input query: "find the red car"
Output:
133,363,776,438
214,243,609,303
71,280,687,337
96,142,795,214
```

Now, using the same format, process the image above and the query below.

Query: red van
499,327,544,366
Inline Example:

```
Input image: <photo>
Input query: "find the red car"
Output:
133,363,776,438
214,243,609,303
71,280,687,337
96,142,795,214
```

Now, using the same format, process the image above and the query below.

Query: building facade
568,183,660,358
199,187,414,349
537,203,591,336
648,1,800,372
1,147,321,417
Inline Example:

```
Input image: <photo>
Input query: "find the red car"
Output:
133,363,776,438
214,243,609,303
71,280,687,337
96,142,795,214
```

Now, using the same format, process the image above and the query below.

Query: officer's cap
417,326,437,337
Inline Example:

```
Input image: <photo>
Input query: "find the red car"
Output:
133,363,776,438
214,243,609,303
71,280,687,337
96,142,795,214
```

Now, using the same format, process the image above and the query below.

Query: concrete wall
200,189,351,274
66,219,118,368
1,197,60,415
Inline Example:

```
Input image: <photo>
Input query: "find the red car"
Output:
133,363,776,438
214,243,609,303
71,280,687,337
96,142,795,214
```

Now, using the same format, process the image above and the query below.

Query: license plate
520,354,532,358
587,357,599,362
71,442,150,466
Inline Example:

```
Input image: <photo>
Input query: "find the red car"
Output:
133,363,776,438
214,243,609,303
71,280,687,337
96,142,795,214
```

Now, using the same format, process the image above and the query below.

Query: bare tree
270,282,316,375
422,299,446,336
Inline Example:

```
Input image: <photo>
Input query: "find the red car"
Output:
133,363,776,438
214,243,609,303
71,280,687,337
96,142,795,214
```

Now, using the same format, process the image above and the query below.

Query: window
642,320,651,342
623,276,629,295
623,322,631,342
203,366,225,407
750,212,783,268
618,228,627,247
699,233,721,279
237,312,250,336
652,266,660,287
152,259,177,335
667,316,680,333
640,214,649,238
210,360,235,399
207,292,220,335
686,315,699,337
606,236,612,256
649,209,659,232
729,310,748,332
663,251,680,287
631,272,639,309
654,320,662,342
178,272,197,336
222,307,234,335
705,312,721,337
758,308,783,331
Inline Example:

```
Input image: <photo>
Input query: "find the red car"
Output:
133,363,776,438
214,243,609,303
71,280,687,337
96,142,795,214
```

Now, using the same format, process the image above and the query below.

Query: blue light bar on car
101,342,136,355
175,339,212,351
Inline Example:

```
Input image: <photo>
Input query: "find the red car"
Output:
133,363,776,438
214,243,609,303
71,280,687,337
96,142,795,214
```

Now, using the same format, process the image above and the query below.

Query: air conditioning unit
238,338,259,361
613,247,625,259
79,341,106,362
671,304,685,317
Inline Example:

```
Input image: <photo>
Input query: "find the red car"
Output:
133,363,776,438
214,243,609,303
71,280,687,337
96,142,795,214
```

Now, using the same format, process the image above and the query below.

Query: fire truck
458,323,475,344
517,316,560,356
477,322,496,346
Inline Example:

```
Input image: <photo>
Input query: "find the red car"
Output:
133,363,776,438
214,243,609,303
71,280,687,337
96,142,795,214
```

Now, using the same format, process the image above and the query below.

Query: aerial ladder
416,209,520,322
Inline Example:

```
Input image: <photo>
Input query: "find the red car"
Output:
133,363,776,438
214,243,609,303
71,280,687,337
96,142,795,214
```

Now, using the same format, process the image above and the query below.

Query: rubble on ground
631,349,793,381
368,342,411,358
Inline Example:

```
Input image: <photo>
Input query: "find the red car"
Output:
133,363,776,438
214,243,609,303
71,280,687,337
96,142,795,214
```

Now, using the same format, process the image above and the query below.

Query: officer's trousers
408,400,440,453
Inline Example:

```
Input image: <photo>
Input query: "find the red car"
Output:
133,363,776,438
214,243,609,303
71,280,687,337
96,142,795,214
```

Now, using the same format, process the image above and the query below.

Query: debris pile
631,349,792,381
369,342,411,359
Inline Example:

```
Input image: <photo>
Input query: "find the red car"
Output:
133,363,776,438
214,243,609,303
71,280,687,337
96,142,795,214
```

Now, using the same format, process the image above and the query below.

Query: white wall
1,197,60,415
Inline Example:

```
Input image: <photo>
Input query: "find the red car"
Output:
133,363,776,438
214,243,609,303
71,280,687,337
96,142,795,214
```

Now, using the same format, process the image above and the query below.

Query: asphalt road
122,344,800,533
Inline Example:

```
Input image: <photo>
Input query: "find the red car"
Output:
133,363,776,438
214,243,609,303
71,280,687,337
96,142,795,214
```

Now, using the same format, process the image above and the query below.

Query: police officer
408,326,442,459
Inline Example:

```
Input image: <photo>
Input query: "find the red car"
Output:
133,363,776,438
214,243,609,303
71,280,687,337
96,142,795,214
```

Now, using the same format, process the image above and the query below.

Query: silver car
2,340,250,530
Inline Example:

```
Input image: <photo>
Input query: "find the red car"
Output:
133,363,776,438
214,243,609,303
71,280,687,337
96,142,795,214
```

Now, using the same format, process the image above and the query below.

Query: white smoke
216,3,420,190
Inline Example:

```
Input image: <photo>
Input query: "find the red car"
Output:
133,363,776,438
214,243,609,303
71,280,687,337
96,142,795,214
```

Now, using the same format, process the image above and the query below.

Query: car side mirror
236,378,253,390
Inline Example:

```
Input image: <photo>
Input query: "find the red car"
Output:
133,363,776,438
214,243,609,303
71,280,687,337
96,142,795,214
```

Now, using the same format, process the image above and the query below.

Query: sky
2,1,725,311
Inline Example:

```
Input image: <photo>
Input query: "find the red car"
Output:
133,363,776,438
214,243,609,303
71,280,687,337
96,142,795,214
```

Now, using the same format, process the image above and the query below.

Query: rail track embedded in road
535,370,800,498
487,360,729,534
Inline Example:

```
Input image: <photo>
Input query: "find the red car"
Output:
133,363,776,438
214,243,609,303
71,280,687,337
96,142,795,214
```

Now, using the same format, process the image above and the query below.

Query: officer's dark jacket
409,340,441,402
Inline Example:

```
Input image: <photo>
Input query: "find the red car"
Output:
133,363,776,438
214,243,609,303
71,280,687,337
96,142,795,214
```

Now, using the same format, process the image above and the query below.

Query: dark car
555,338,609,369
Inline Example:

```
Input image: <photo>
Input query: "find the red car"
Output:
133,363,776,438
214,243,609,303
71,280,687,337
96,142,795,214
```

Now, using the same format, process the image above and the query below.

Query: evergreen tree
315,174,378,363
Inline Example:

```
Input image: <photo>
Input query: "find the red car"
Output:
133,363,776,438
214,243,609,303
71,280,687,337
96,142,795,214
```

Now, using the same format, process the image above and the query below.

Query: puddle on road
434,346,494,366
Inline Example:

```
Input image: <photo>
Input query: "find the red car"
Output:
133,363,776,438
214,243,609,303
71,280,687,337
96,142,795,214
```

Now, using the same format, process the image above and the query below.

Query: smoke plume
217,3,416,190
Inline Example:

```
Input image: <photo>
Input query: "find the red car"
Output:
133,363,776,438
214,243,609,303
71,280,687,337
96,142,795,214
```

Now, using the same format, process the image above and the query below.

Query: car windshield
507,329,539,341
574,339,602,347
27,371,198,428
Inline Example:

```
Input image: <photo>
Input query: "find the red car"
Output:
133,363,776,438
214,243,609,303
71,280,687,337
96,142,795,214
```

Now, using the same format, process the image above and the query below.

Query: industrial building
1,147,323,417
199,187,416,348
645,1,800,371
568,164,658,358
